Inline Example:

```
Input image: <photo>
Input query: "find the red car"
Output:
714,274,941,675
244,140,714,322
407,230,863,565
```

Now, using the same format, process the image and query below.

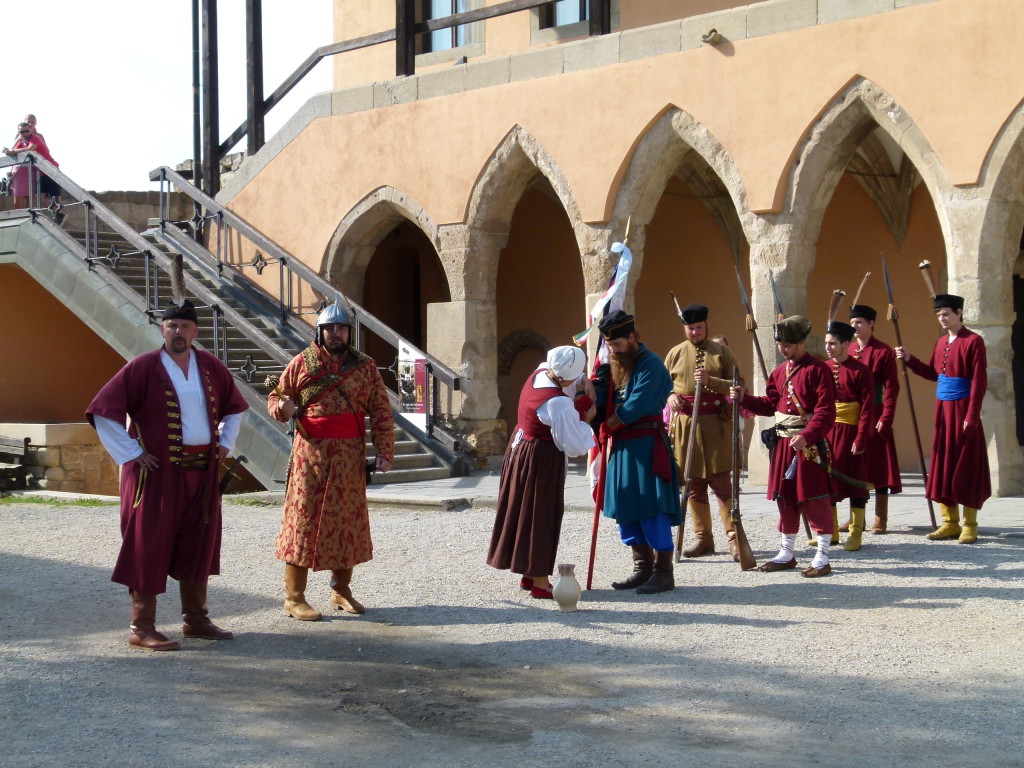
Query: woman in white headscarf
487,346,597,599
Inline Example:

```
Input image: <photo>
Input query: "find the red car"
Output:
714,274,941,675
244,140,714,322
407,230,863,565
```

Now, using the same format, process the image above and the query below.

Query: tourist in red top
895,294,990,543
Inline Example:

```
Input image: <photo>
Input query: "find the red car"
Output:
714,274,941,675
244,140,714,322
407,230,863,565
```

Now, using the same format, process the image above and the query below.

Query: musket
826,289,846,326
673,378,704,563
730,367,757,570
733,261,770,382
586,374,615,590
850,272,872,309
883,255,937,529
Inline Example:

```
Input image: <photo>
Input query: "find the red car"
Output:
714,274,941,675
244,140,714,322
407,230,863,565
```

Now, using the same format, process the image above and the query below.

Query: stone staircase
60,223,452,485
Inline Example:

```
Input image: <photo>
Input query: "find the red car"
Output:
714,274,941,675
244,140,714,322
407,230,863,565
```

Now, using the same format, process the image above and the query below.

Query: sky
6,1,333,192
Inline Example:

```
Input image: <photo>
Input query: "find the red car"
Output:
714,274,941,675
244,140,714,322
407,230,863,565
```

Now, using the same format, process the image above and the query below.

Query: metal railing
149,164,464,459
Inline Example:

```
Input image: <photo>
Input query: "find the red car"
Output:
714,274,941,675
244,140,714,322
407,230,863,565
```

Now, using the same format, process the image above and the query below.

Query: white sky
6,1,333,192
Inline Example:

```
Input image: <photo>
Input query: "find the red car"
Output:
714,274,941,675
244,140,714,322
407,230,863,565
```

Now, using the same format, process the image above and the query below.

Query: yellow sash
834,400,861,426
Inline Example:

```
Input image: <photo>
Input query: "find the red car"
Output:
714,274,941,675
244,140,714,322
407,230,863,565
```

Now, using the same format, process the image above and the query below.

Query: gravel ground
1,492,1023,768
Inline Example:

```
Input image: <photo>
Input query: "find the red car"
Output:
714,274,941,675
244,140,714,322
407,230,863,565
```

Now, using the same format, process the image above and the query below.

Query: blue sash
937,374,970,401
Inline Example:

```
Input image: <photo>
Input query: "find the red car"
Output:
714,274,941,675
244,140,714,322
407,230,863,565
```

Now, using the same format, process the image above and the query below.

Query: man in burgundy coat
896,294,990,543
88,301,248,651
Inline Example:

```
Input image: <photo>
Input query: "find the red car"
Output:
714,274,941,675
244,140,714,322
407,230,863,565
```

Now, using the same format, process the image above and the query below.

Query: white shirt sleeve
218,412,243,454
537,396,596,458
92,415,144,466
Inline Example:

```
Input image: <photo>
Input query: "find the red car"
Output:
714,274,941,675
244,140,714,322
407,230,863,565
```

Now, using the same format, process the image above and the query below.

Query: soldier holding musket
664,303,745,560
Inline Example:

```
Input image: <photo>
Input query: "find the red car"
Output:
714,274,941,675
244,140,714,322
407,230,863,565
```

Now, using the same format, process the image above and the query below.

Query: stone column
947,193,1024,496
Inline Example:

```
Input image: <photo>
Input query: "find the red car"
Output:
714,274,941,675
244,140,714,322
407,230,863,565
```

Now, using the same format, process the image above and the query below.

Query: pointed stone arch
784,77,954,252
463,125,587,300
322,186,451,301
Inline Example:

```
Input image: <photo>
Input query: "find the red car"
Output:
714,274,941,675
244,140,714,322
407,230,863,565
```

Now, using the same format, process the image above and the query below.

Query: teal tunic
603,345,682,525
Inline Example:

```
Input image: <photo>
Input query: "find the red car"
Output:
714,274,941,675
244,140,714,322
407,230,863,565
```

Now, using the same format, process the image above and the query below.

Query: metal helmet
315,295,352,345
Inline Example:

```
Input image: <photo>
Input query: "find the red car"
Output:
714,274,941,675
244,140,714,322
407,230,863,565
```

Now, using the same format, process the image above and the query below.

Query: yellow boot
926,504,962,540
683,501,715,557
959,507,979,543
844,507,865,551
808,505,840,547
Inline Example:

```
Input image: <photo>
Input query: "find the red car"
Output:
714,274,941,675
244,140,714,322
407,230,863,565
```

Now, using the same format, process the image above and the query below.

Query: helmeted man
848,304,901,533
822,321,873,552
598,310,681,594
488,346,596,599
664,303,745,560
895,294,990,543
731,316,837,577
88,300,249,651
269,299,394,620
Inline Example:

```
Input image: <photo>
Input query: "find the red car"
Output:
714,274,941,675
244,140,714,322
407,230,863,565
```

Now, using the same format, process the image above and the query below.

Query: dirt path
1,498,1022,768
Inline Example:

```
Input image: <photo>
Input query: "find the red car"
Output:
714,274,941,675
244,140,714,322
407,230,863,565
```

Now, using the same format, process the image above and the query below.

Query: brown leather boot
330,568,366,614
180,580,233,639
872,493,889,534
683,501,715,557
636,550,675,594
611,545,654,590
283,564,322,621
129,591,180,651
718,500,739,561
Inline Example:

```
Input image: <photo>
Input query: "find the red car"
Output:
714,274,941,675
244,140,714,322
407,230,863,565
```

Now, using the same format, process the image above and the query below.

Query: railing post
425,363,435,438
279,258,287,324
27,155,36,210
395,0,416,77
589,0,611,36
245,0,266,155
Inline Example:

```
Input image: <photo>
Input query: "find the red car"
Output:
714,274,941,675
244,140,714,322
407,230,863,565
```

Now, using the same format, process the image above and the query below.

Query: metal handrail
148,164,461,391
3,151,294,378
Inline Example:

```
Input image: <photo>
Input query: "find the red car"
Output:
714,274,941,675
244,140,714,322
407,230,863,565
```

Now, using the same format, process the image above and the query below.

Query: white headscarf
547,345,586,382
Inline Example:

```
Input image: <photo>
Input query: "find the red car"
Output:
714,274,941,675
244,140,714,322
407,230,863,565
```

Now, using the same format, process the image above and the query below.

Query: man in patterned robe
896,294,990,543
664,303,744,560
269,301,394,620
88,300,248,651
848,304,901,533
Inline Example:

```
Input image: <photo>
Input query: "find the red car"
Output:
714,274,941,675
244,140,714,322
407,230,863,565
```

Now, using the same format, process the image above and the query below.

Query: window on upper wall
416,0,484,55
538,0,588,29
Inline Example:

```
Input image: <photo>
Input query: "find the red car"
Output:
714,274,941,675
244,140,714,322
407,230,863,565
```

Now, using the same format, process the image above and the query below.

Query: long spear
882,255,937,529
733,261,769,382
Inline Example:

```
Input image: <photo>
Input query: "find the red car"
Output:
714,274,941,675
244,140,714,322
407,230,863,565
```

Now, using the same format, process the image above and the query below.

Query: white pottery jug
552,563,582,612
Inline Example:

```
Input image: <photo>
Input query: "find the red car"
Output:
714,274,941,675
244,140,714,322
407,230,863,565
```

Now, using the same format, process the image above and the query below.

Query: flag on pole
572,242,633,349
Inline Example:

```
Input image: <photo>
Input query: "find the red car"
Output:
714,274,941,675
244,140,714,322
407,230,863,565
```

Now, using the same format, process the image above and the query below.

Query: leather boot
611,545,654,590
330,568,366,614
283,564,323,621
129,591,179,651
719,500,739,562
843,508,865,551
180,580,233,639
871,493,889,534
683,501,715,557
808,506,841,546
958,507,979,543
636,550,675,594
926,503,962,540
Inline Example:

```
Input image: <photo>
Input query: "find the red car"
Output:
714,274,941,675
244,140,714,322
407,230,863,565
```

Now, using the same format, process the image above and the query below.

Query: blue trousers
618,513,674,552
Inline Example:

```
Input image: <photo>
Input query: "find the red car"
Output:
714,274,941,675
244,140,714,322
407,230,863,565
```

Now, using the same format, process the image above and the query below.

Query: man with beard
269,300,394,620
822,321,873,551
730,316,837,577
847,304,901,533
598,310,681,594
87,300,249,650
664,303,744,560
895,294,990,543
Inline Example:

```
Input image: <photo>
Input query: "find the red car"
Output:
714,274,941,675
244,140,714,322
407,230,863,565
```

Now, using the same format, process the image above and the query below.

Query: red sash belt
614,416,674,482
300,413,364,439
679,395,723,417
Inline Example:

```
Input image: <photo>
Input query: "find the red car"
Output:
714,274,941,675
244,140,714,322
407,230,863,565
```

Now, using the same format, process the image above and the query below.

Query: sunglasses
18,129,30,134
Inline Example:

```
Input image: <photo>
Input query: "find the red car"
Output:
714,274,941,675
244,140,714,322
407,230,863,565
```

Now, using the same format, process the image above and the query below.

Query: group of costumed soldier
490,279,993,592
88,271,994,651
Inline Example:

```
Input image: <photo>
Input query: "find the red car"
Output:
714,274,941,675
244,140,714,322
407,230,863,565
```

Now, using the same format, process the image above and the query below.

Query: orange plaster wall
244,0,1023,271
808,177,946,470
0,265,127,423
